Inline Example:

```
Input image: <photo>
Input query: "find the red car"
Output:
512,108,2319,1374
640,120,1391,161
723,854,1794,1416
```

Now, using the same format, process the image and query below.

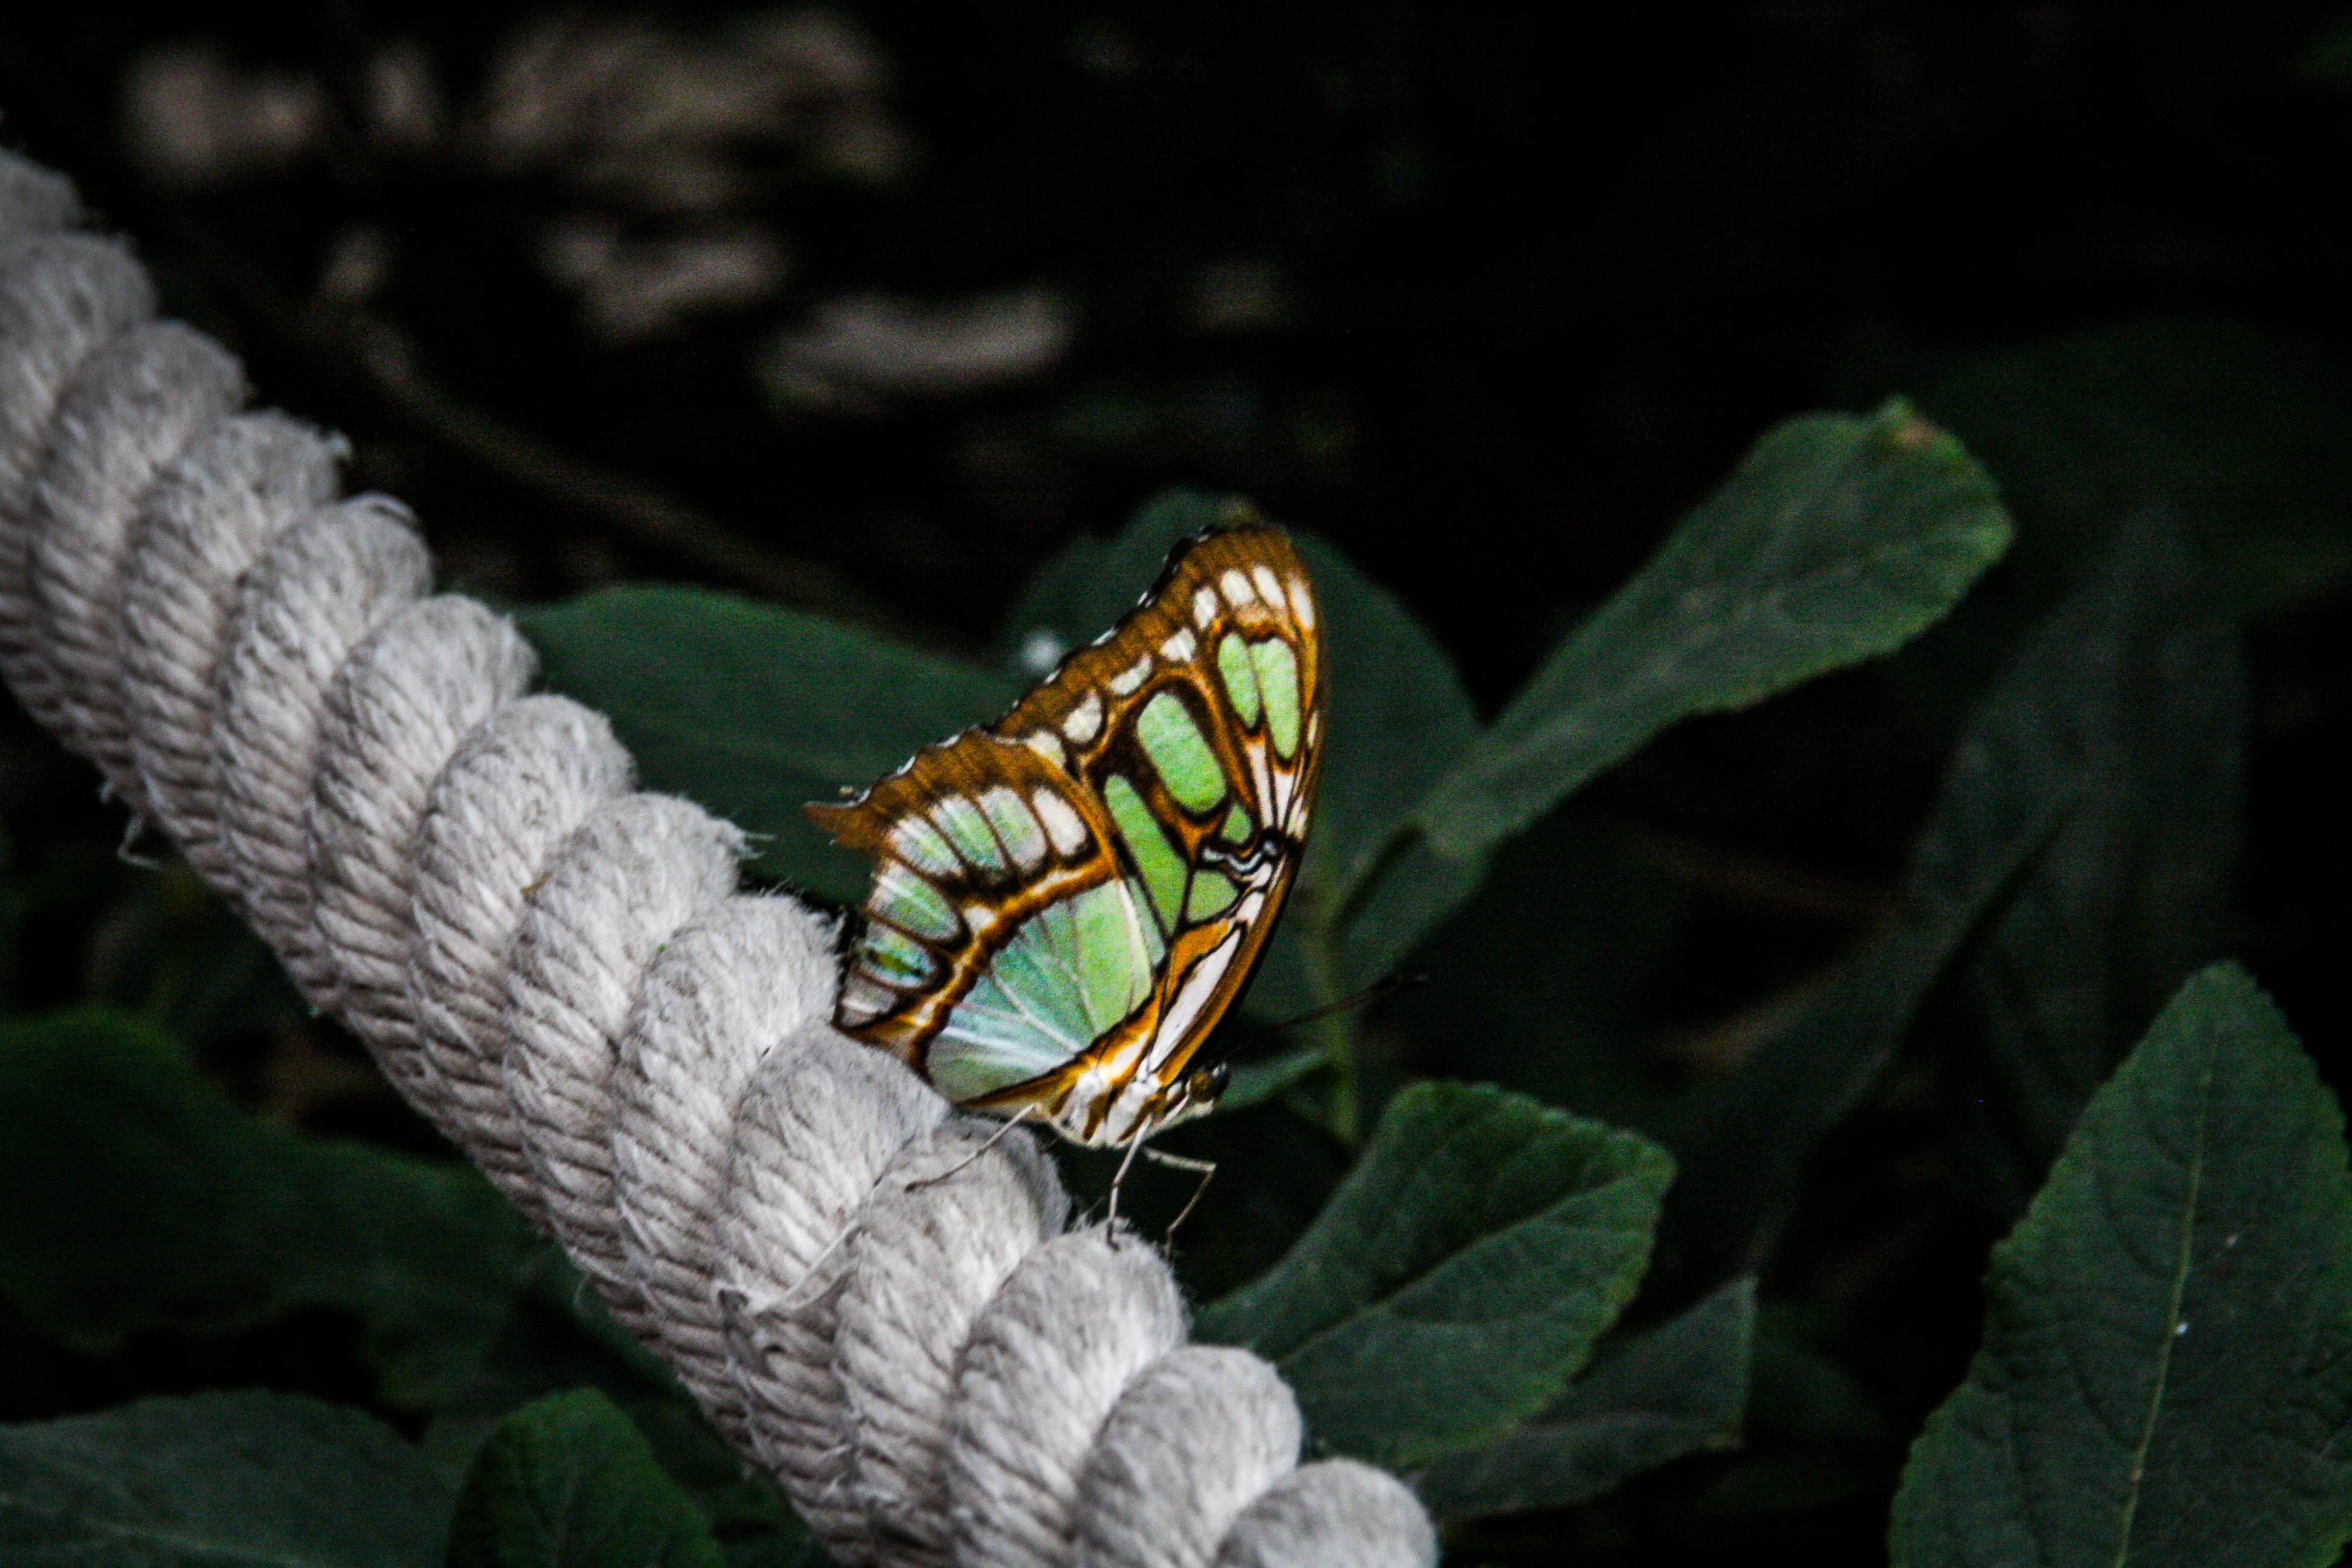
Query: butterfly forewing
805,520,1324,1147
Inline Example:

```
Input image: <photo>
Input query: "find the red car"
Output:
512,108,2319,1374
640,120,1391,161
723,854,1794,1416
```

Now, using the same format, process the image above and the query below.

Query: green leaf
448,1391,724,1568
722,1536,827,1568
0,1006,537,1406
1292,535,1483,994
422,1252,691,1477
1414,1276,1756,1523
1416,399,2011,860
1920,319,2352,615
1393,809,1684,1137
1664,501,2240,1273
1241,529,1489,1023
1725,1305,1899,1509
995,488,1220,664
84,860,307,1050
1941,505,2242,1203
1662,782,2060,1282
1215,1041,1327,1112
1197,1082,1674,1468
520,587,1019,900
0,1391,454,1567
423,1252,815,1550
2308,20,2352,81
1889,963,2352,1568
1677,1304,1899,1526
1671,503,2242,1280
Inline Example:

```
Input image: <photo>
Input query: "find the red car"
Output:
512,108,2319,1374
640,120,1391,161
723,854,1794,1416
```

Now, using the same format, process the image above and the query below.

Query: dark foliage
4,4,2350,1564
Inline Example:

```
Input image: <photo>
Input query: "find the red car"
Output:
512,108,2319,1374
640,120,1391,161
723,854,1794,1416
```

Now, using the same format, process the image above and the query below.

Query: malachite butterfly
807,514,1325,1150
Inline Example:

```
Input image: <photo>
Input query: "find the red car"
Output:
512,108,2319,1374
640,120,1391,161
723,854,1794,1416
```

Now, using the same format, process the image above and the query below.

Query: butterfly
806,515,1325,1154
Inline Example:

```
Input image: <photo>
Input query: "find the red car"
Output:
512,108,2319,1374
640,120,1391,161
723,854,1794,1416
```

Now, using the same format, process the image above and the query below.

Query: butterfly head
1171,1059,1230,1126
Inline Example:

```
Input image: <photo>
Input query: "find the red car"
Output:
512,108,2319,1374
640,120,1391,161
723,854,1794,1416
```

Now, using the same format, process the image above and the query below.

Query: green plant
4,395,2345,1568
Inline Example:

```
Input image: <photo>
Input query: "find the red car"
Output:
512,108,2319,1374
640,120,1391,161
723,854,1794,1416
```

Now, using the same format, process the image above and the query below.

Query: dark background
4,4,2350,1563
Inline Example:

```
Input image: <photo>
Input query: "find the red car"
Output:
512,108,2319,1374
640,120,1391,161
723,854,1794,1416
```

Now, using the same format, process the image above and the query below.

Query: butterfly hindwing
806,519,1324,1146
807,731,1134,1050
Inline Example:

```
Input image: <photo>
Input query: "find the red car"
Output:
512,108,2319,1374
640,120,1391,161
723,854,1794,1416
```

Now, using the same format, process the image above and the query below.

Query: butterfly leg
912,1101,1040,1189
1105,1127,1151,1232
1144,1147,1219,1241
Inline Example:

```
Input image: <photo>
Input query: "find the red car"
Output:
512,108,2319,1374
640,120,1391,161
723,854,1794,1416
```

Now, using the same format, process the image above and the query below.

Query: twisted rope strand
410,692,633,1226
1070,1348,1302,1568
32,319,246,808
501,790,745,1341
311,592,538,1079
613,892,837,1439
0,234,152,728
119,411,342,887
215,498,433,999
0,146,1436,1568
719,1022,949,1555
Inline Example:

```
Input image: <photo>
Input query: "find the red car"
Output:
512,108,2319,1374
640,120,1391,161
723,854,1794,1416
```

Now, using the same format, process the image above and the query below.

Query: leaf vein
2108,1040,2214,1568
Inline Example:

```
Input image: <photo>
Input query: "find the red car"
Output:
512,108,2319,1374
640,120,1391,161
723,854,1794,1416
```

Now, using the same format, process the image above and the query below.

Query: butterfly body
806,519,1324,1149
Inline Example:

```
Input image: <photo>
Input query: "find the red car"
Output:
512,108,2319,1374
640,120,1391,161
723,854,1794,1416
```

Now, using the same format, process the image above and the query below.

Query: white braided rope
0,146,1435,1568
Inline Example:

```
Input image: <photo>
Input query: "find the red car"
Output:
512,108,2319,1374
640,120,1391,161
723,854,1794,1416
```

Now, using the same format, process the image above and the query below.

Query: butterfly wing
806,728,1161,1093
807,519,1324,1144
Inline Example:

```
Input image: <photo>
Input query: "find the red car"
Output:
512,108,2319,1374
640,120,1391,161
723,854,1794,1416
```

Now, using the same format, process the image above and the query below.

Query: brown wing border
806,512,1327,1106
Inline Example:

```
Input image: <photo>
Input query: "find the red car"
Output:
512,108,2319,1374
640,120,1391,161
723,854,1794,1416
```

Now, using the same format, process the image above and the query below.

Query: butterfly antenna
1270,972,1425,1032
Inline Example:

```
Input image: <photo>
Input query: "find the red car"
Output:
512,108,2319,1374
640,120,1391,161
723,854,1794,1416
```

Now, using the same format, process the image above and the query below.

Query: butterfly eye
1189,1062,1231,1106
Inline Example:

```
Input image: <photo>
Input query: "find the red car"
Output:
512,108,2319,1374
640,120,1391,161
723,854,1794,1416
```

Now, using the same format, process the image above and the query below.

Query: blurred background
4,4,2350,1563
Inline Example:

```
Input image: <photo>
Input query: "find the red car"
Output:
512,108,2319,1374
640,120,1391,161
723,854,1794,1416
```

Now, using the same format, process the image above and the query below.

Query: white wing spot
1021,730,1070,771
874,863,961,940
888,817,959,878
1159,628,1198,663
931,795,1006,872
1250,565,1287,610
1219,569,1257,608
1031,789,1089,855
1062,690,1105,744
1289,577,1316,630
978,785,1048,871
1108,655,1152,696
838,974,896,1026
1192,586,1219,627
1147,930,1243,1071
1244,727,1275,824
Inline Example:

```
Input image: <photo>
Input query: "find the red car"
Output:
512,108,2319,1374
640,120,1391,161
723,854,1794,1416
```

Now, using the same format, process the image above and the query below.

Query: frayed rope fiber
0,146,1437,1568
